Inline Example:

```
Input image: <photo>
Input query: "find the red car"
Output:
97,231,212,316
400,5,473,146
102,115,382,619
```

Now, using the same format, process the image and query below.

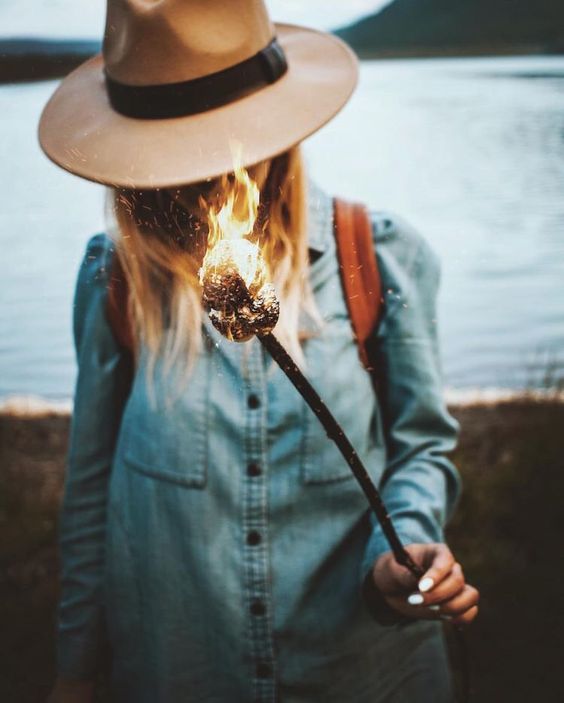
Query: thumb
412,543,455,592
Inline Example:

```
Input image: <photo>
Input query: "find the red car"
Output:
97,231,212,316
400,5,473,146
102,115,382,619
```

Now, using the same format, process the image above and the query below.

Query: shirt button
246,530,262,546
247,462,262,477
247,394,261,409
250,600,266,616
256,662,272,679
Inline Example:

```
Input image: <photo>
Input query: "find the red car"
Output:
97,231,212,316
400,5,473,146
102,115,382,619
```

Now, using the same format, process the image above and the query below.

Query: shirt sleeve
57,233,132,679
361,214,461,579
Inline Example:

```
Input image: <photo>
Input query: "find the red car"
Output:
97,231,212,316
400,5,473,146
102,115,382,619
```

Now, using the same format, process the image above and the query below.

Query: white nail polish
407,593,424,606
419,577,434,593
440,614,452,621
428,605,441,612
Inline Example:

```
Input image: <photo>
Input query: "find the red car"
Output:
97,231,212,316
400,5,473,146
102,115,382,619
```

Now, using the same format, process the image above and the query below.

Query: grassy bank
1,400,563,702
445,400,564,701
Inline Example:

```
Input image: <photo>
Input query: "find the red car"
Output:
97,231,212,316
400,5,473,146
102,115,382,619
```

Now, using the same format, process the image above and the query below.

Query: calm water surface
1,56,563,400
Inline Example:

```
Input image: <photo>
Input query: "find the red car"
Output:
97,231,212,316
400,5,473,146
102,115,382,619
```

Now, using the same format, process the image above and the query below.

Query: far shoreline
1,38,563,83
1,387,563,417
346,44,564,61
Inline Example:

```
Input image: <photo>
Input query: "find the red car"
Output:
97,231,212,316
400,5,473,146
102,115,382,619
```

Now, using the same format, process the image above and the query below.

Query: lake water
1,56,563,401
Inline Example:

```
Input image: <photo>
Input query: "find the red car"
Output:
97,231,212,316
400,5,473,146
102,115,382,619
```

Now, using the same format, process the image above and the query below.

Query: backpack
106,198,383,371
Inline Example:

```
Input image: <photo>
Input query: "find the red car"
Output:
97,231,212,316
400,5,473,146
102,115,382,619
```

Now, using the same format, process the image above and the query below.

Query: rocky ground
1,399,563,702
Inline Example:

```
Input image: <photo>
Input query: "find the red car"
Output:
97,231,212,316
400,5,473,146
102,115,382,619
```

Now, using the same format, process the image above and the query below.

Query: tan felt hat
38,0,358,189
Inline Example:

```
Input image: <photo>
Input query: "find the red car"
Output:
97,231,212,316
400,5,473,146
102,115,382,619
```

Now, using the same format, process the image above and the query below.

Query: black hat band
105,37,288,120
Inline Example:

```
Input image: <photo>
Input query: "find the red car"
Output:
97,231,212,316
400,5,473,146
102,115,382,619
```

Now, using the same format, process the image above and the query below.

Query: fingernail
407,593,424,606
419,577,434,593
428,605,441,612
440,614,452,621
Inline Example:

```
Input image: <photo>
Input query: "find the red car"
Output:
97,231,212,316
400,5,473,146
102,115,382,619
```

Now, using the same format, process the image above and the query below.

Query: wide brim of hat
38,23,358,189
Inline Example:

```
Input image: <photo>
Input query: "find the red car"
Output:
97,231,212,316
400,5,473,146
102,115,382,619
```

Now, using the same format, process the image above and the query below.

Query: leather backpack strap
106,252,135,354
333,197,383,370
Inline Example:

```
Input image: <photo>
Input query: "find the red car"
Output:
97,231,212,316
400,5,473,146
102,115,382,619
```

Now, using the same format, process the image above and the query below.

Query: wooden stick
258,332,424,579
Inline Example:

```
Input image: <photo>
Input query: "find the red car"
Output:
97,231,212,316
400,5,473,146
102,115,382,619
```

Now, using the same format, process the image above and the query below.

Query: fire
206,153,259,246
199,146,267,293
198,146,280,341
201,238,266,292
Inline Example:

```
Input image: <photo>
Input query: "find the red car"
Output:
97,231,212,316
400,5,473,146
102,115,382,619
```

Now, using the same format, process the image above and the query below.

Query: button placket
242,341,276,702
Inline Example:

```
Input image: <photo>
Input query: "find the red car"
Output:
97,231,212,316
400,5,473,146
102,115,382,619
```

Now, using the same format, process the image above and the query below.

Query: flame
199,144,267,292
198,145,280,341
202,238,266,291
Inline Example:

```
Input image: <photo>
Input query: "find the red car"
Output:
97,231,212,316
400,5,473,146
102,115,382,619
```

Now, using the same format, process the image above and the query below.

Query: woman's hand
372,543,479,625
45,677,95,703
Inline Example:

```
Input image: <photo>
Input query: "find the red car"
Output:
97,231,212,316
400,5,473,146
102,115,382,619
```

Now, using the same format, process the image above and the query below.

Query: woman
41,2,478,702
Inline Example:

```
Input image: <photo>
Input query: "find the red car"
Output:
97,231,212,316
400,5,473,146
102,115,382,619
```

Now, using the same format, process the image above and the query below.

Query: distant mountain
0,39,100,83
335,0,564,58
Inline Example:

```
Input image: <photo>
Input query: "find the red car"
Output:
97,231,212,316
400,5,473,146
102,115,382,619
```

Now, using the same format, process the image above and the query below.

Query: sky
0,0,391,38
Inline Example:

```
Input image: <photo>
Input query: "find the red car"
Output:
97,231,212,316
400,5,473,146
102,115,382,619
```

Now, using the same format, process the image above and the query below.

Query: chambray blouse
58,184,460,702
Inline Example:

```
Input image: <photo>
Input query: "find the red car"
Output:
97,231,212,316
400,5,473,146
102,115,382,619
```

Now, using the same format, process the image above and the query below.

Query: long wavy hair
105,146,321,382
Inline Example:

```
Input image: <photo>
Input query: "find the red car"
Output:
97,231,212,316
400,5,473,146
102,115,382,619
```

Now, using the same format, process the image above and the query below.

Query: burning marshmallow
199,238,279,342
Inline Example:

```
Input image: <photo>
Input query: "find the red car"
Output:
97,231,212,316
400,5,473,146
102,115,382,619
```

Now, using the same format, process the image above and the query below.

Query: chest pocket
118,351,210,488
300,316,382,485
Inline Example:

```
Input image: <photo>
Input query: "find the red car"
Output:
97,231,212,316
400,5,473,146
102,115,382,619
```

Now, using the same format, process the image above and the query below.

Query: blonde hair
105,146,320,382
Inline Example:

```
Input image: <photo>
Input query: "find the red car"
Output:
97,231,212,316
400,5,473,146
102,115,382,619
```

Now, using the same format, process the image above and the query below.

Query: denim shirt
58,183,460,702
